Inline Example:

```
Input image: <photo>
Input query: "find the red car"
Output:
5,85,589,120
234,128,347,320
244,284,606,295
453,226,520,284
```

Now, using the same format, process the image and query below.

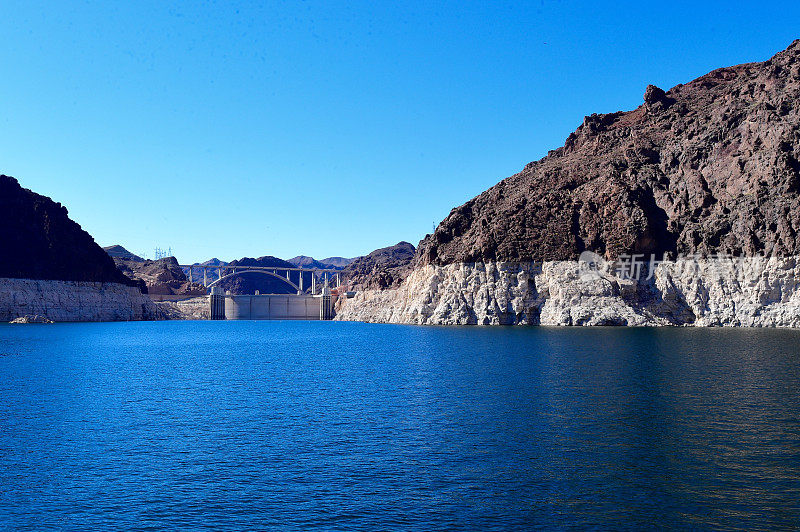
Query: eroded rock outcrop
336,257,800,326
155,296,210,320
113,256,206,296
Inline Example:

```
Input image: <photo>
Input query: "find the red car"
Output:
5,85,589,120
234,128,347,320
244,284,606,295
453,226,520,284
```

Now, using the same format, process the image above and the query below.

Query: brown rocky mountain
113,256,206,296
103,245,143,261
288,255,335,270
341,242,416,290
318,256,354,269
417,39,800,266
0,175,135,285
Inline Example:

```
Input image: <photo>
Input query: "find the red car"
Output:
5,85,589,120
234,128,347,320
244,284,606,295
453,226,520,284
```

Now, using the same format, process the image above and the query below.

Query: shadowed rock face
418,40,800,265
0,175,135,285
341,242,416,290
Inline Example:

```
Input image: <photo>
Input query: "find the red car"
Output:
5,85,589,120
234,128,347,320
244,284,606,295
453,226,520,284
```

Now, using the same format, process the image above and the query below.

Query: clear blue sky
1,1,799,263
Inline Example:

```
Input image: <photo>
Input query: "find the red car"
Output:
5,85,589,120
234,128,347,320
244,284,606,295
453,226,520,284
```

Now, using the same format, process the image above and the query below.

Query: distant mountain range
102,247,356,295
287,255,354,269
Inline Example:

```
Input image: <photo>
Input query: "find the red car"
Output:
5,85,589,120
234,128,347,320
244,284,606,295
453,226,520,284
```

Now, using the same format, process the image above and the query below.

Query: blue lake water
0,321,798,530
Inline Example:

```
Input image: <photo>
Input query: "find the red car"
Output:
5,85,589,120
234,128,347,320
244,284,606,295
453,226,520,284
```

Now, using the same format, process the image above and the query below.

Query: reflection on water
0,322,798,529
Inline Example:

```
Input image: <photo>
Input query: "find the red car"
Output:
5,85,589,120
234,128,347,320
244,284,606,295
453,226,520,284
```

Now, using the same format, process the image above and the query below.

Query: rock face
336,257,800,327
0,278,160,322
155,296,210,320
9,315,54,324
417,40,800,265
0,175,136,284
341,40,800,327
340,242,416,290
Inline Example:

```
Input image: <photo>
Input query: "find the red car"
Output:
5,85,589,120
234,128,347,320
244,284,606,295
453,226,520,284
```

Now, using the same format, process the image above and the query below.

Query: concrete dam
183,263,340,321
210,290,337,320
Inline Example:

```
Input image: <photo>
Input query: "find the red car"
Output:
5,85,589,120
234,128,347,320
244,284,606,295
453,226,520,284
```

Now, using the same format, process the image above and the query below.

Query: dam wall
224,294,325,320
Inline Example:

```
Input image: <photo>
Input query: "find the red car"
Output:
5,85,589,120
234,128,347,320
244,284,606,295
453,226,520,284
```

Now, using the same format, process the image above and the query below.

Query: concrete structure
320,279,333,320
181,263,341,295
223,293,328,320
186,264,343,320
210,286,225,320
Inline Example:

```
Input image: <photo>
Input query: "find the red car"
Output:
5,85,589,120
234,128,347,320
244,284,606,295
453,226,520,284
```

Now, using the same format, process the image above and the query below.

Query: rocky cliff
418,40,800,265
336,258,800,326
1,175,136,284
0,278,160,322
0,176,160,321
338,40,800,327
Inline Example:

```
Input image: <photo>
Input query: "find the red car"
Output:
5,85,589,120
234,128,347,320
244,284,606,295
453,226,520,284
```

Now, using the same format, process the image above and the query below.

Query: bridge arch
207,269,303,293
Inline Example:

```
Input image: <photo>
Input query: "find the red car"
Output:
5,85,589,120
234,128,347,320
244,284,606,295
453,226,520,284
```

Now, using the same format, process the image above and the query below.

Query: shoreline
8,254,800,327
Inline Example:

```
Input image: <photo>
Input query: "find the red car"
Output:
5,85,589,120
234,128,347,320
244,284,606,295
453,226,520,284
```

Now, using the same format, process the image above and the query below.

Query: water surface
0,322,798,530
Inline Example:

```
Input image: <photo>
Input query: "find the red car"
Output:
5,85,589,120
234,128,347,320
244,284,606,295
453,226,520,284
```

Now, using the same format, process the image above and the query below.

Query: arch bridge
180,263,342,295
